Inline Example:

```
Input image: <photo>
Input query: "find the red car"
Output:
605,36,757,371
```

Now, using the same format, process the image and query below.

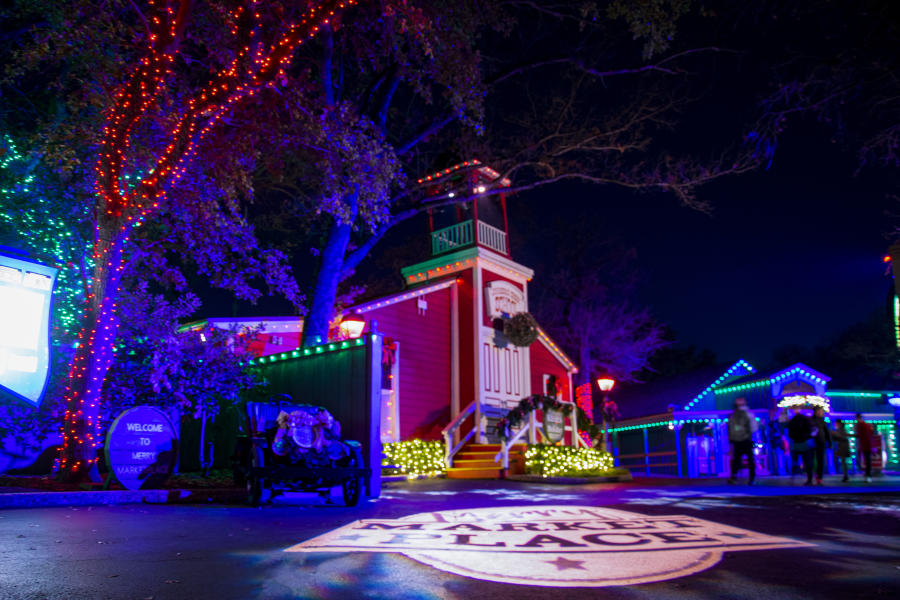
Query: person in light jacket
831,419,850,483
727,397,758,485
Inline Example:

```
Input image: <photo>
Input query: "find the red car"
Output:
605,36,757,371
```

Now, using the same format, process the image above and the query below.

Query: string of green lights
0,134,92,340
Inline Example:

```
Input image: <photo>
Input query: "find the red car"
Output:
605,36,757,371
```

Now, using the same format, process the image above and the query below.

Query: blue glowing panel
0,249,57,406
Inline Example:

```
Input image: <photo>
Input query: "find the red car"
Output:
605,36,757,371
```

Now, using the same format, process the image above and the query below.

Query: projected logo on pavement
286,505,812,587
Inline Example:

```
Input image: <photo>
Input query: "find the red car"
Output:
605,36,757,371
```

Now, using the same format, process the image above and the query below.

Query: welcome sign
105,406,178,490
287,505,811,587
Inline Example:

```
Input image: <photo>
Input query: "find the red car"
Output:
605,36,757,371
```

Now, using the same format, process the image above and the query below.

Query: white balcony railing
431,219,507,256
477,220,507,255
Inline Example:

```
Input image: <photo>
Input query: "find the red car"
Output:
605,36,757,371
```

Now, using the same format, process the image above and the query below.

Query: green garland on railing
495,394,600,442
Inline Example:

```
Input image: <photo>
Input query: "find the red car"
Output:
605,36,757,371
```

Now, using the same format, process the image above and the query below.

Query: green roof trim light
714,379,771,395
245,337,365,366
827,391,884,398
684,359,755,411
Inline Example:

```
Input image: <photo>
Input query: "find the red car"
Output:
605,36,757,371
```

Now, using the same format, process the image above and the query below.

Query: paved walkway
1,478,898,599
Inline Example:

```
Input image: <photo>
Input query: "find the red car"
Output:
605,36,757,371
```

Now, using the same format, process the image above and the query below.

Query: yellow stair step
446,467,504,479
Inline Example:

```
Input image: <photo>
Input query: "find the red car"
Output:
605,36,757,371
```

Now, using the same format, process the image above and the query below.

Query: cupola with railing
418,160,512,258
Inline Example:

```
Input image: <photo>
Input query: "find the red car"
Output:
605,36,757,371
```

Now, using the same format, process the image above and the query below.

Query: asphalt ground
1,476,898,599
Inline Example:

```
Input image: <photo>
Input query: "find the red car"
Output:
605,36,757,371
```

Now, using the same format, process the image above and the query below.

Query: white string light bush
524,445,615,478
382,440,446,479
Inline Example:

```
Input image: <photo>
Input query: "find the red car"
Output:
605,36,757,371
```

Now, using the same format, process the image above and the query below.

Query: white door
480,329,528,409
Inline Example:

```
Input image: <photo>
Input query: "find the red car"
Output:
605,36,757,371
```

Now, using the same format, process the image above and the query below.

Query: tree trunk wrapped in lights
57,0,359,482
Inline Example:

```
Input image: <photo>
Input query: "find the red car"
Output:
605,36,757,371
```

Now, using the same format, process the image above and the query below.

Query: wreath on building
494,394,599,441
502,312,539,347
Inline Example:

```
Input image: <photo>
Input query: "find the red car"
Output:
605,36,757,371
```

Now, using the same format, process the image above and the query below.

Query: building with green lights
608,361,899,478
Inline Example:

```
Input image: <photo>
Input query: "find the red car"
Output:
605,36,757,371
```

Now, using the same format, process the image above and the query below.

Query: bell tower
400,160,535,441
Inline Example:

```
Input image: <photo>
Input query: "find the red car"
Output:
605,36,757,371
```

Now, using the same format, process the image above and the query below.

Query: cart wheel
342,476,361,507
247,476,262,507
248,476,273,507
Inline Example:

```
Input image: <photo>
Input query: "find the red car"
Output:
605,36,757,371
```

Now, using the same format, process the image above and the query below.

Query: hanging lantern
339,312,366,339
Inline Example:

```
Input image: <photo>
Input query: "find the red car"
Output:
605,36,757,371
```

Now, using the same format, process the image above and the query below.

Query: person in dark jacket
768,409,790,475
787,409,814,484
854,413,875,483
831,419,851,482
727,397,758,484
810,406,832,485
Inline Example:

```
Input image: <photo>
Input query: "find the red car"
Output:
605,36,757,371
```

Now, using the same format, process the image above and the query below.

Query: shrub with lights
524,445,615,478
382,439,446,479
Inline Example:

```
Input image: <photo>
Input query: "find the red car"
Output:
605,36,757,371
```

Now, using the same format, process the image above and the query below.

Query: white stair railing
441,401,479,469
494,400,587,469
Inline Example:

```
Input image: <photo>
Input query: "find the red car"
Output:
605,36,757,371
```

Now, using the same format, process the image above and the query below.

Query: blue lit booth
0,247,59,474
607,361,898,478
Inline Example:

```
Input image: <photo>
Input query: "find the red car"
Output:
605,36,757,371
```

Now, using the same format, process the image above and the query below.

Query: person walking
854,413,875,483
727,397,758,485
831,419,850,482
787,409,814,484
768,408,790,476
810,406,832,485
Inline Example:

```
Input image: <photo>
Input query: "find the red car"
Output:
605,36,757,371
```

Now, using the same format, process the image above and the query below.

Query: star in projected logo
286,505,812,587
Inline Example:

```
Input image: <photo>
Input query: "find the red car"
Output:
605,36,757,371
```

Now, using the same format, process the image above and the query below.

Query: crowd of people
727,398,877,485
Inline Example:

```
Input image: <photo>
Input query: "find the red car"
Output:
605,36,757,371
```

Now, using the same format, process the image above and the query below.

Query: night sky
514,123,895,368
223,120,894,371
195,2,898,375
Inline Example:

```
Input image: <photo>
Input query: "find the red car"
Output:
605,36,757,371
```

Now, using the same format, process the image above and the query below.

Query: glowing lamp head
596,377,616,392
339,312,366,339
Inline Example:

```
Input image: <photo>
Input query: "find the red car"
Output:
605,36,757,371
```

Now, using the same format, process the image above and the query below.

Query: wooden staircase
445,443,527,479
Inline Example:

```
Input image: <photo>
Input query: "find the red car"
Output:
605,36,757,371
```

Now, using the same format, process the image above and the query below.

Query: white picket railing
477,220,507,254
494,400,588,469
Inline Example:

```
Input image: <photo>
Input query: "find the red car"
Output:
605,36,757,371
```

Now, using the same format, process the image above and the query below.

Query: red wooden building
187,161,578,475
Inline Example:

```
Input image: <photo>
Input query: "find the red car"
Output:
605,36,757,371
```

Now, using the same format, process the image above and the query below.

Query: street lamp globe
596,377,616,393
339,312,366,339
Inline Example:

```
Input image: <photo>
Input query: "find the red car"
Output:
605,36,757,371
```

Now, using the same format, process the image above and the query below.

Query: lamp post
597,376,616,452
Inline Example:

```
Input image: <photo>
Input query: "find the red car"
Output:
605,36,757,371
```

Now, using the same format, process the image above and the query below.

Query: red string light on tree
58,0,360,480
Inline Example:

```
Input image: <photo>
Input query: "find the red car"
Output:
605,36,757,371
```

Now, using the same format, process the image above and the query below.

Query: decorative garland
777,395,831,413
495,394,600,442
503,312,539,347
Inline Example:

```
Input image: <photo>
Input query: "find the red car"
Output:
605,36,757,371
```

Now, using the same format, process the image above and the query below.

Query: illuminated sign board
542,408,565,443
287,505,811,587
0,249,57,406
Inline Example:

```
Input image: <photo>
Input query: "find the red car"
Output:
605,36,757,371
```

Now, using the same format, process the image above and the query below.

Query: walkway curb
507,472,633,485
0,488,248,509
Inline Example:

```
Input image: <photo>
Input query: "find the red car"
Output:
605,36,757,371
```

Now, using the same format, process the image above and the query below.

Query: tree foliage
531,233,667,383
101,284,265,425
241,0,794,343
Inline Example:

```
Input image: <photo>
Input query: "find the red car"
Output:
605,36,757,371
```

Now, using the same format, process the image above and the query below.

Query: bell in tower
419,160,512,259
